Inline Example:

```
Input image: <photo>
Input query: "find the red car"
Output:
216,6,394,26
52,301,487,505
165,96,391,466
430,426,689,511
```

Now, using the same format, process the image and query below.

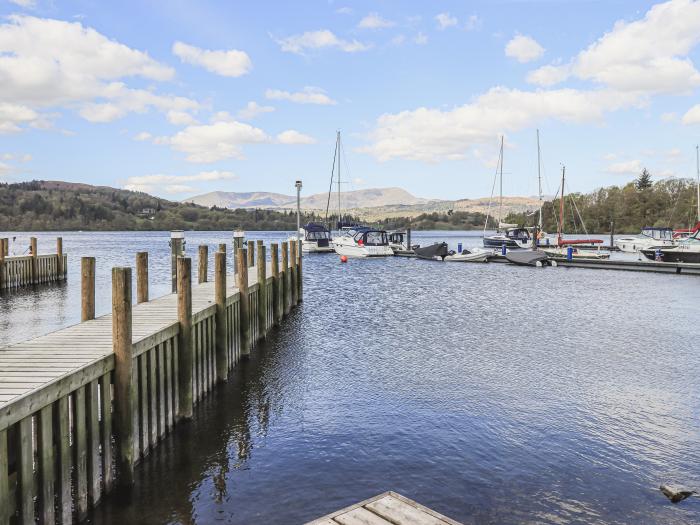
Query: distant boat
506,251,552,267
640,229,700,263
444,248,490,262
414,243,449,261
614,227,675,253
292,222,334,253
332,227,394,258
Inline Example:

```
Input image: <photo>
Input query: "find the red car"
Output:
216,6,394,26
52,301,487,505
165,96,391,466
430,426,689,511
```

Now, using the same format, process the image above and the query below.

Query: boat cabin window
356,231,388,246
507,228,530,240
643,228,673,240
388,233,404,243
305,230,330,240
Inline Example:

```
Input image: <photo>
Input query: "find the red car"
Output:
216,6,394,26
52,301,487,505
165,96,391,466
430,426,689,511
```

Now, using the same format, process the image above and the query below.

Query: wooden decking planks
306,492,464,525
0,264,270,421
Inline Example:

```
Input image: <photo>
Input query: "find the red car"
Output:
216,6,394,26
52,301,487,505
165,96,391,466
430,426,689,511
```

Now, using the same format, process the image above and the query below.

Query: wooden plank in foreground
306,491,463,525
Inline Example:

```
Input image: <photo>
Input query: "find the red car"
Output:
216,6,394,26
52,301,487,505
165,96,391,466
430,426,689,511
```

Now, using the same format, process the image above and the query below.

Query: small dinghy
506,251,552,267
414,242,449,261
444,248,490,262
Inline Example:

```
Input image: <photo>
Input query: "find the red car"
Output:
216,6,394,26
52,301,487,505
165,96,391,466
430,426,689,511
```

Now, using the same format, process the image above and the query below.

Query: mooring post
170,230,184,293
270,243,280,325
407,227,412,252
218,243,226,253
136,252,149,303
214,251,227,382
198,244,208,283
236,247,250,356
81,257,96,321
281,241,290,315
56,237,63,279
0,239,4,290
233,231,245,275
30,236,37,284
256,244,267,339
297,240,303,303
610,219,615,249
248,240,255,268
177,257,193,420
112,267,135,487
290,240,297,306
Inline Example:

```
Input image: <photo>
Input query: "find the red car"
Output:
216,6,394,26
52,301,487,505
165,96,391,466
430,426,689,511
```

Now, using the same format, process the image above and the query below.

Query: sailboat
540,166,610,260
482,136,533,249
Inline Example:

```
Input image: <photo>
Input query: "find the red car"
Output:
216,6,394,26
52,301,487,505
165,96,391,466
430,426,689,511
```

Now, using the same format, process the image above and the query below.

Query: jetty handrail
0,236,67,290
0,239,303,525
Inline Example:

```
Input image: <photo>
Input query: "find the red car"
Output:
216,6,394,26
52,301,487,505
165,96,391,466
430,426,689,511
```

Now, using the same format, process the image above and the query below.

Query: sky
1,0,700,201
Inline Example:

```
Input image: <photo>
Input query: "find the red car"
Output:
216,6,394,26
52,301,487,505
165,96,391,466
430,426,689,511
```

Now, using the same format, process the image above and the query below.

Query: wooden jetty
307,491,463,525
0,237,67,291
553,258,700,275
0,239,302,524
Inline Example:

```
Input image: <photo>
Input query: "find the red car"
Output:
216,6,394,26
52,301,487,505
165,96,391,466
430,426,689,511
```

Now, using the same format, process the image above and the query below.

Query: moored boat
444,248,490,262
640,229,700,263
292,222,334,253
614,227,675,253
332,227,394,258
414,242,449,261
505,251,552,266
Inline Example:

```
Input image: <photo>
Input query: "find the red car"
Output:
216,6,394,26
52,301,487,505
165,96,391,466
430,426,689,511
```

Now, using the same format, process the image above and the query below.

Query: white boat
289,222,334,253
387,230,412,253
614,227,675,253
333,227,394,257
444,249,490,262
541,246,610,260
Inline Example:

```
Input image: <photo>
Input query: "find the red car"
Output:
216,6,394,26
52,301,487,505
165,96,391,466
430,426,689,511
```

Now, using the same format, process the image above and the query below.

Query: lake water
1,231,699,524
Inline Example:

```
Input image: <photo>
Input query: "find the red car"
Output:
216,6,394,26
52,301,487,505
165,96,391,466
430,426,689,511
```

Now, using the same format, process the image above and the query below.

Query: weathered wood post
30,236,37,284
406,227,412,252
177,257,193,420
281,241,290,315
233,231,245,274
214,251,227,382
236,247,250,357
0,238,4,290
297,240,303,303
290,240,297,306
218,243,226,253
270,243,280,325
136,252,149,303
56,236,63,279
81,257,96,321
198,244,208,283
112,267,135,487
256,243,267,339
248,240,255,267
170,230,184,293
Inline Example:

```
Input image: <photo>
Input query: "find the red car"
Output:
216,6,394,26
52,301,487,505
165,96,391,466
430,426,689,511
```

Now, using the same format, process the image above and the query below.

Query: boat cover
506,251,549,266
304,222,330,233
414,242,449,261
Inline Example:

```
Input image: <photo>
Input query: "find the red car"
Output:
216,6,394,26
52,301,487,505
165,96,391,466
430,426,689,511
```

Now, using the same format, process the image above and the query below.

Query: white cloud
361,87,639,162
605,159,643,175
167,121,269,162
681,104,700,124
603,152,617,160
133,131,153,141
0,102,42,133
277,130,316,144
358,12,395,29
667,147,683,158
435,13,458,30
336,7,353,15
465,14,482,31
0,16,198,129
265,86,336,105
172,41,252,77
505,34,545,63
526,64,570,86
390,35,406,46
166,110,198,126
528,0,700,94
237,101,275,120
123,170,238,194
414,32,428,45
352,177,366,185
661,111,677,122
9,0,36,8
275,29,370,54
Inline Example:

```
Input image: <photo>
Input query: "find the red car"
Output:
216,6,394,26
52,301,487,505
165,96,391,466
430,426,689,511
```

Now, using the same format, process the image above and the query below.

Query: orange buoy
340,255,348,263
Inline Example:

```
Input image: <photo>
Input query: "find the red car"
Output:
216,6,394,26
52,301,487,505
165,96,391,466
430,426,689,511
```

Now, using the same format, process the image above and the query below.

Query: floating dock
0,237,67,291
553,258,700,274
0,238,303,524
307,491,463,525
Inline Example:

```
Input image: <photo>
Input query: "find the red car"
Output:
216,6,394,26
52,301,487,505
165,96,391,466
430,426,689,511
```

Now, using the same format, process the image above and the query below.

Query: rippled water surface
1,231,699,524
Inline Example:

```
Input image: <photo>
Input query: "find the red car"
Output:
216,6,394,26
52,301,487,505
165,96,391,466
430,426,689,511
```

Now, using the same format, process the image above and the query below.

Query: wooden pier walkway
0,239,302,524
307,492,463,525
0,237,67,291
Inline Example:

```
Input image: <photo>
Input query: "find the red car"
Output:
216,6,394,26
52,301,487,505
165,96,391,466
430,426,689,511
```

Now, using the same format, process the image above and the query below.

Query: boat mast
498,135,504,227
337,131,342,227
537,129,542,230
558,165,565,246
696,144,699,222
325,132,339,229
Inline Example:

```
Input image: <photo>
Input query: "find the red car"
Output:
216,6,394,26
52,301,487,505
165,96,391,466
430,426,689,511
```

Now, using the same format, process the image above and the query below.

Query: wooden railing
0,237,67,290
0,240,302,524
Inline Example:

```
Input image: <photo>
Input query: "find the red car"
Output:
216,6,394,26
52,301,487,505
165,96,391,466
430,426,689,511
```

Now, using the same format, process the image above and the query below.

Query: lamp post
295,180,302,242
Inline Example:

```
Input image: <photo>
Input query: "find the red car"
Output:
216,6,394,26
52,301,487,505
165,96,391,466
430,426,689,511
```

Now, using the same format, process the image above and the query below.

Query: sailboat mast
558,165,565,246
696,144,699,222
537,129,542,230
498,136,504,226
337,131,342,226
325,132,339,229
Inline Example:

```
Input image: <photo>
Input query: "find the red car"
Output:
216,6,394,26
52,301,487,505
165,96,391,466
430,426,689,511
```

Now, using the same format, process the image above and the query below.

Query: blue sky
1,0,700,201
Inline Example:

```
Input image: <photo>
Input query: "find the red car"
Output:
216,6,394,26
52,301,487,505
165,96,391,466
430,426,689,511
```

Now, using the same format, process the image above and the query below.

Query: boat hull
333,244,394,257
542,248,610,260
444,252,489,262
640,248,700,263
483,237,528,249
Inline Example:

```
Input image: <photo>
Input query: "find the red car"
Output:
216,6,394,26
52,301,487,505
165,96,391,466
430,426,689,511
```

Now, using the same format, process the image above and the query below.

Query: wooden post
248,240,255,267
407,227,412,252
290,240,297,306
281,242,290,315
214,251,227,382
177,257,193,419
56,236,63,277
30,236,37,284
610,219,615,249
270,243,280,325
81,257,96,321
198,244,208,283
112,267,135,487
218,243,226,253
0,239,4,291
297,240,303,303
256,244,267,339
136,252,149,303
236,248,250,356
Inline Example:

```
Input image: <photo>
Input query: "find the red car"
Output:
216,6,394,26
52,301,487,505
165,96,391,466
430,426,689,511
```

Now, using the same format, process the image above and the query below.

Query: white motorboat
541,246,610,260
332,227,394,257
289,222,334,253
444,249,490,262
614,227,675,253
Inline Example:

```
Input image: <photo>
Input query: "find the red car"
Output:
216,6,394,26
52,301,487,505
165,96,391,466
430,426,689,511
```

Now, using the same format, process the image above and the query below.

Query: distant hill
184,190,294,209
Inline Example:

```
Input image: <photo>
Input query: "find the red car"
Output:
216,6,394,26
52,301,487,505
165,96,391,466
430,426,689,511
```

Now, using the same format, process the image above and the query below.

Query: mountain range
184,187,541,220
